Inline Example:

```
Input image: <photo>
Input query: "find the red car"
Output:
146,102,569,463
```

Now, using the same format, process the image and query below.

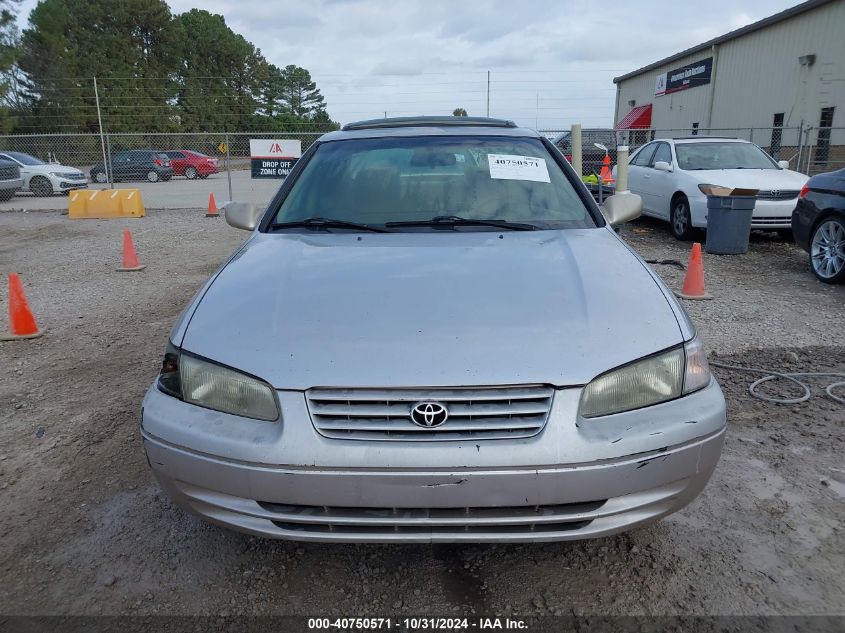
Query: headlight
51,171,83,179
156,343,279,421
579,337,711,418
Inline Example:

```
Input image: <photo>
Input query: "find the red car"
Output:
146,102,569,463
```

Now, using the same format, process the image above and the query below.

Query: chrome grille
751,216,791,225
306,385,554,441
756,190,799,201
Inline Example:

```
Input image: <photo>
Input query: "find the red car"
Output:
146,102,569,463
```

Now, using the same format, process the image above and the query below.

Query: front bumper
141,380,727,543
691,195,798,229
59,179,88,190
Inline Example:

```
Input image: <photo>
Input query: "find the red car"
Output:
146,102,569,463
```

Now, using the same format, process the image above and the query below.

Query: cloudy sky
18,0,800,130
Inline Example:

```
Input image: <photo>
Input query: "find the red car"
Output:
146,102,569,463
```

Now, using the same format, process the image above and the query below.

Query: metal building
612,0,845,173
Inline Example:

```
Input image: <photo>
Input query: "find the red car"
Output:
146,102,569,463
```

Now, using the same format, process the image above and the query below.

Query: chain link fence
540,126,845,177
1,126,843,209
0,131,331,209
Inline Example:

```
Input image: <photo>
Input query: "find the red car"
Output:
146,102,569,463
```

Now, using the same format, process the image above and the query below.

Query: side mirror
653,161,672,172
778,160,790,169
224,202,263,231
603,192,642,226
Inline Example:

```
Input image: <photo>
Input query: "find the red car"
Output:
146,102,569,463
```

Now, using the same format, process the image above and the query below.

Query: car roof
322,116,540,142
663,137,749,144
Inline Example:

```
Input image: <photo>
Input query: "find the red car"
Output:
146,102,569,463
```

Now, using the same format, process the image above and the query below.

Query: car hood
181,229,684,389
24,163,84,175
683,168,808,190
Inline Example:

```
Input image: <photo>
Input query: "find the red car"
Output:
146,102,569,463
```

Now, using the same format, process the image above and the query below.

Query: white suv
619,137,808,239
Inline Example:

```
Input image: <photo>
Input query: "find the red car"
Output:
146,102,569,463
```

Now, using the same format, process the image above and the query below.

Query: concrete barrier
68,189,144,219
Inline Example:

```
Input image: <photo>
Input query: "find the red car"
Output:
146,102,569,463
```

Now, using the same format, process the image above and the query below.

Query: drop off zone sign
250,139,302,178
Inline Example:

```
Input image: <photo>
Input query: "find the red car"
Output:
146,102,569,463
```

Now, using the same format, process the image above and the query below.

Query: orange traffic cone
676,243,712,300
600,154,615,184
206,193,219,218
1,273,43,340
117,229,145,272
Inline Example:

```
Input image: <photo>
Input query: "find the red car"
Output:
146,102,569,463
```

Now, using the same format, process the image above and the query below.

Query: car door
165,151,186,175
130,152,151,179
627,142,657,214
111,152,131,179
645,142,675,220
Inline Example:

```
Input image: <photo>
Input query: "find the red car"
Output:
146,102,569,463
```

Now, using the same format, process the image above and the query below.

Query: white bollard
616,145,629,193
571,124,582,178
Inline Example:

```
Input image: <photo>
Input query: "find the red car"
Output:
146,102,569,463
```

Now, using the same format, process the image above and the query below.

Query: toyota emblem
410,402,449,428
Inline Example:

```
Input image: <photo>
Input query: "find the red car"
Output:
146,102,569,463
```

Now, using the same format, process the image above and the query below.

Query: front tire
810,217,845,284
30,175,54,197
92,170,107,184
146,170,160,183
670,196,694,241
185,166,198,179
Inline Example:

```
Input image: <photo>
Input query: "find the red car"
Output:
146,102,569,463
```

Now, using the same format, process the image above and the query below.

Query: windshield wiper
270,217,391,233
386,215,540,231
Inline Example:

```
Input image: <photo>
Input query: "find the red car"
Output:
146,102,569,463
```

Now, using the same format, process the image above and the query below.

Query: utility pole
93,77,111,188
535,92,539,129
486,71,490,117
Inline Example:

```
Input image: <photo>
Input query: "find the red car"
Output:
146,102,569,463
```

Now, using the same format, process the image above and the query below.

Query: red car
163,150,219,179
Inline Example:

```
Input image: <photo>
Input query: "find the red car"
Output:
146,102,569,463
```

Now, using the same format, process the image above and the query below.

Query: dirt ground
1,209,843,620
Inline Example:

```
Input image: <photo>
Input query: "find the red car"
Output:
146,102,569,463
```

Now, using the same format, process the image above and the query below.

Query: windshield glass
4,151,44,166
675,142,777,170
273,136,595,230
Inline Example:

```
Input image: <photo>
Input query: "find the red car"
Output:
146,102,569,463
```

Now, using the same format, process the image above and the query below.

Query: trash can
702,186,758,255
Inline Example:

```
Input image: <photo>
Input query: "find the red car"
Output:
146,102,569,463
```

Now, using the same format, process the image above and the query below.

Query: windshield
272,136,595,230
675,142,777,170
4,151,44,166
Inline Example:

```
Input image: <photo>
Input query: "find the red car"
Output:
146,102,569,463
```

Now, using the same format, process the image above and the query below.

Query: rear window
273,136,595,230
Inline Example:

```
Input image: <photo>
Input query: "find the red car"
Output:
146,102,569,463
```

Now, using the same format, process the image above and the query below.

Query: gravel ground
1,209,843,620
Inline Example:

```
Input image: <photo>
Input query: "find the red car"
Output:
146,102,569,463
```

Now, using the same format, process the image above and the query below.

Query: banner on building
655,56,713,96
250,139,302,178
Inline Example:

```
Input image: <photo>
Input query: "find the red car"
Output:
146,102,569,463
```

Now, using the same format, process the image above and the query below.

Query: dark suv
552,129,618,176
90,150,174,183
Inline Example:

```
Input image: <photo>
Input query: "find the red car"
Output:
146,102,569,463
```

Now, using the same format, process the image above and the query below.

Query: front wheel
92,170,107,184
185,166,197,179
30,175,54,197
146,170,160,183
670,196,694,240
810,217,845,284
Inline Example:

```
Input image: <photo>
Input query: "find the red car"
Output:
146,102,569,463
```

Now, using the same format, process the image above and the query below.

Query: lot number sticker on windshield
488,154,550,183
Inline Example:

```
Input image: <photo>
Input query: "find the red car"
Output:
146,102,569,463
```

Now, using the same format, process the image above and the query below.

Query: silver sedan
141,116,726,542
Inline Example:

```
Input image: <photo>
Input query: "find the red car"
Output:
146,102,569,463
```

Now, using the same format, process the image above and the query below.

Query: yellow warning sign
218,142,228,154
68,189,145,219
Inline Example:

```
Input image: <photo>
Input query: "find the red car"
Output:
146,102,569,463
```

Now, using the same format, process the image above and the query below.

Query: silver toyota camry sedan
141,116,726,543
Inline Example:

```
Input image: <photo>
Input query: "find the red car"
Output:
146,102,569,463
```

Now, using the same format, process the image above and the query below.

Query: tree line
0,0,338,134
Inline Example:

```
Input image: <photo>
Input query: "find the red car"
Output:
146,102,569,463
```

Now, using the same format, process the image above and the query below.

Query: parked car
163,150,219,179
792,167,845,284
141,116,726,543
0,158,22,201
619,137,809,240
0,151,87,196
552,128,617,174
90,150,173,183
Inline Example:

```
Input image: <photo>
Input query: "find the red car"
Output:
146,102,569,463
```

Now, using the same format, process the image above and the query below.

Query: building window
815,107,835,165
691,122,699,135
770,113,784,159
